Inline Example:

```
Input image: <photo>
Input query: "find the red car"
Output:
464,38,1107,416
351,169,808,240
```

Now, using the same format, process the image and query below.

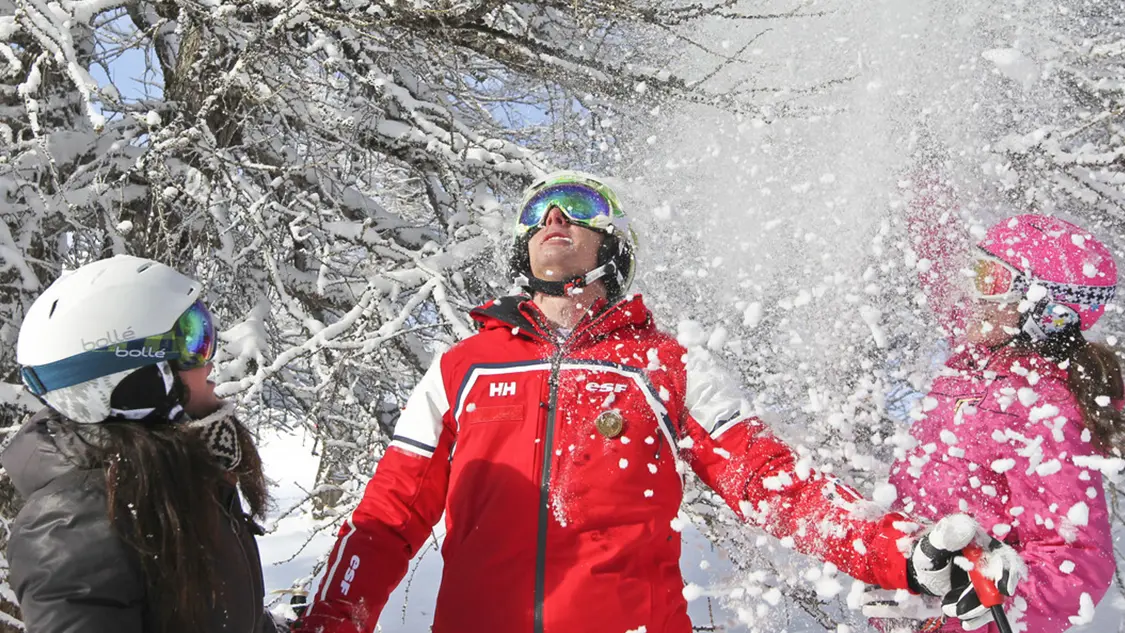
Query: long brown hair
1067,342,1125,456
86,417,268,633
1024,327,1125,456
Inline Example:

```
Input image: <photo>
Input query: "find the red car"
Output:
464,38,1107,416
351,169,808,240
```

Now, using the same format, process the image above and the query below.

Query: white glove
907,514,1026,630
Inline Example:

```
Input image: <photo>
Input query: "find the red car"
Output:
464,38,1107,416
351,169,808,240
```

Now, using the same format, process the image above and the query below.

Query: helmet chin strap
523,261,616,297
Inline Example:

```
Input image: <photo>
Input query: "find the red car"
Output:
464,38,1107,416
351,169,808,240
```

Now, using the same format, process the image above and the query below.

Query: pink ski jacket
888,345,1115,633
891,173,1117,633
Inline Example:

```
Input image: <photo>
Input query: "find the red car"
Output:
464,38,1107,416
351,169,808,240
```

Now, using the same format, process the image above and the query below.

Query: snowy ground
255,428,334,601
257,427,1125,633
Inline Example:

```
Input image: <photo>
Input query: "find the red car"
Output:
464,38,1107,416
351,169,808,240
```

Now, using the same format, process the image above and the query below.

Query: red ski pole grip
963,544,1003,607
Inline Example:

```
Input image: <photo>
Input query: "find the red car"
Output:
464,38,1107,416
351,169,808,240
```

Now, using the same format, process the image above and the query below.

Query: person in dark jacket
4,255,280,633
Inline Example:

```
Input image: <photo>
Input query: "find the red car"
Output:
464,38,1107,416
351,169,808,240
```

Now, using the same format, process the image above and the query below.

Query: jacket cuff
869,513,914,591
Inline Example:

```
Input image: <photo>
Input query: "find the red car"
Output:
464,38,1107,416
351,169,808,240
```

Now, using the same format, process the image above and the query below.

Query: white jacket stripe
683,347,755,439
389,353,450,458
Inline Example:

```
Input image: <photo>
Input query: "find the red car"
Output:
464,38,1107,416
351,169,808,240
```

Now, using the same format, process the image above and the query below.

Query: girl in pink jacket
885,177,1123,633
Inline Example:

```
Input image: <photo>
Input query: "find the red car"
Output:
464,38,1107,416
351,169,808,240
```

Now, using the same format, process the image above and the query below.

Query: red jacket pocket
470,404,525,424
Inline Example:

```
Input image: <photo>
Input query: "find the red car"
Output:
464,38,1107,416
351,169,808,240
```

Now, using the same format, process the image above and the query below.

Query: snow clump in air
927,514,978,550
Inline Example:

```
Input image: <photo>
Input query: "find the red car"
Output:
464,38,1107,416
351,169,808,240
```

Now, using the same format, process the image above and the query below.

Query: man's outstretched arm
676,344,911,588
677,345,1026,625
300,355,454,633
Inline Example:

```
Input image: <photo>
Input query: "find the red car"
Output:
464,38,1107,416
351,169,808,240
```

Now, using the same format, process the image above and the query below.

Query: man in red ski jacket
298,172,1026,633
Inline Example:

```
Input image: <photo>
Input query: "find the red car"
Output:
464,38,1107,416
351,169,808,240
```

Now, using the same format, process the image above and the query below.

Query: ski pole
963,544,1014,633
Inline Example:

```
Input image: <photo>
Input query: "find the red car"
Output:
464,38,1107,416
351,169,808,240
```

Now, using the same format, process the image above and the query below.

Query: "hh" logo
489,381,516,397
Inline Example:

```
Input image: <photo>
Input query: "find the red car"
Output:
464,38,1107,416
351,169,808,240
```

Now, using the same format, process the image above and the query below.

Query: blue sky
88,11,163,108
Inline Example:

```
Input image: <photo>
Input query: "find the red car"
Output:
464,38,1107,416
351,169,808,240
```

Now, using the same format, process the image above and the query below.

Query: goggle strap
20,338,181,395
20,366,47,397
1000,276,1116,306
1036,279,1116,307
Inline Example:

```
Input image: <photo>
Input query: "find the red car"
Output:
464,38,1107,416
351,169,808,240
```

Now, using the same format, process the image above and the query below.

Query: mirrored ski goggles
172,299,217,370
517,183,618,233
20,300,217,396
969,251,1027,302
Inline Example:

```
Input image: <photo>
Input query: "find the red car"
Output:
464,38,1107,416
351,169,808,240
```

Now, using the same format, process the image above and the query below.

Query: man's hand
907,514,1026,630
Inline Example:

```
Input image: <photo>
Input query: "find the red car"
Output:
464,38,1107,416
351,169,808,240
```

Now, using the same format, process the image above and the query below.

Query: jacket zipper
533,346,564,633
525,306,620,633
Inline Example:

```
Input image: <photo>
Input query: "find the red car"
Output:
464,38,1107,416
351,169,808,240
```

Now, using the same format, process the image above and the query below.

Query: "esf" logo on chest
585,382,628,393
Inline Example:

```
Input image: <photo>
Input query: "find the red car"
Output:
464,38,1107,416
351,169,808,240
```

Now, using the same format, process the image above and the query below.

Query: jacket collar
470,294,653,346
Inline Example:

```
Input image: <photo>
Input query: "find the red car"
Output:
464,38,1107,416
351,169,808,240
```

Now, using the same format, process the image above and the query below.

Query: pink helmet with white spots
978,215,1118,330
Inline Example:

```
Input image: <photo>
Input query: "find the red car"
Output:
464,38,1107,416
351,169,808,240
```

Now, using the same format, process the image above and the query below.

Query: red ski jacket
301,295,913,633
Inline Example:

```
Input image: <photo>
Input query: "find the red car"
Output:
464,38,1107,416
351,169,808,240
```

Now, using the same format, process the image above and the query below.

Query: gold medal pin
594,410,624,439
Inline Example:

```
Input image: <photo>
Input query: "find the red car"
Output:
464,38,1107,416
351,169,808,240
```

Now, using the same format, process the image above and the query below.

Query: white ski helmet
18,255,207,423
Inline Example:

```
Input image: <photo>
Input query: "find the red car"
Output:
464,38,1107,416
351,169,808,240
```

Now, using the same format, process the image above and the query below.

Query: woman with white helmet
3,255,280,633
